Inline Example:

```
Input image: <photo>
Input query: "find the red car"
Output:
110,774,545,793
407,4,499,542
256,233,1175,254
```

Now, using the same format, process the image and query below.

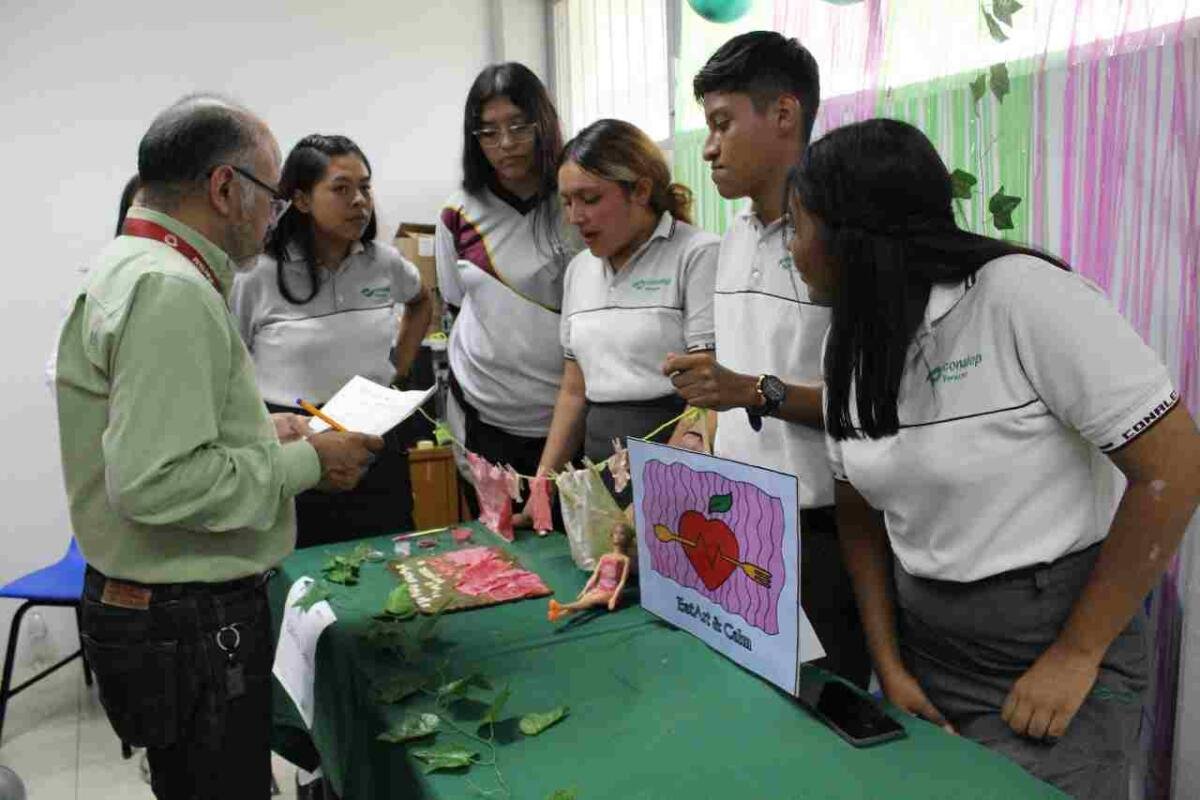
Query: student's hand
271,413,312,443
1001,640,1100,741
308,431,385,492
880,665,957,734
662,352,759,412
607,595,619,611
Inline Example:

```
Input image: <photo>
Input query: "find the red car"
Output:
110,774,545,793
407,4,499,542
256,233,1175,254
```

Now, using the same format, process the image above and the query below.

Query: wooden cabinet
407,445,468,529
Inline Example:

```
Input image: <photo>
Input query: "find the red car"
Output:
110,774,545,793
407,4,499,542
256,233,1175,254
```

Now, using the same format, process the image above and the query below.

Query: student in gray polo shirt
665,32,870,687
795,119,1200,799
231,134,432,547
536,119,717,489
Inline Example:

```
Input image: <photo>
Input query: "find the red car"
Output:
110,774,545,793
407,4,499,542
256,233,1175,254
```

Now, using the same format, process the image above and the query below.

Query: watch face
761,375,787,404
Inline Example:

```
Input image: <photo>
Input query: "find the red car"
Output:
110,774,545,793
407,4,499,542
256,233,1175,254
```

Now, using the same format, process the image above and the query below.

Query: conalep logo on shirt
927,353,983,386
361,286,390,300
631,277,672,291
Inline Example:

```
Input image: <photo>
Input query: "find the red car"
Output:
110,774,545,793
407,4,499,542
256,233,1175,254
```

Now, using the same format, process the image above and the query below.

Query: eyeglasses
210,164,291,225
472,122,538,149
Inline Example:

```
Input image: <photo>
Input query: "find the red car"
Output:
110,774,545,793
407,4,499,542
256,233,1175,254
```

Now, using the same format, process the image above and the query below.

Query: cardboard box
393,222,442,336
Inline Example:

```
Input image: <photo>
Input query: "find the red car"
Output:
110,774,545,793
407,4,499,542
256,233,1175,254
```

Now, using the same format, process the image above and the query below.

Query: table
269,524,1065,799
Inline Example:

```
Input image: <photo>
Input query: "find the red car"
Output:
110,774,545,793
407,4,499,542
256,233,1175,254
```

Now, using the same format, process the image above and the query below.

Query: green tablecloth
269,524,1065,799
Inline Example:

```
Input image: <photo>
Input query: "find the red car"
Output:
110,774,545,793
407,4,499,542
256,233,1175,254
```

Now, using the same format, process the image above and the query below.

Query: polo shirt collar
605,212,676,276
739,206,785,238
920,278,971,336
126,206,235,296
283,239,366,267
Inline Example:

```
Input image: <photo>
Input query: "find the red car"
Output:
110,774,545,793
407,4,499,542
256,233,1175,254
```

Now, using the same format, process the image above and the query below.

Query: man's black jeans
81,566,274,800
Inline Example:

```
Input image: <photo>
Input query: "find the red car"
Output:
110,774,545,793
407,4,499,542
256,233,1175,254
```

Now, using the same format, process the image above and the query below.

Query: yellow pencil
296,398,348,432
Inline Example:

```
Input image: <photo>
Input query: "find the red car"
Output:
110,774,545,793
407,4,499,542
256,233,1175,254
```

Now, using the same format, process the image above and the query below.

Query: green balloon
686,0,752,24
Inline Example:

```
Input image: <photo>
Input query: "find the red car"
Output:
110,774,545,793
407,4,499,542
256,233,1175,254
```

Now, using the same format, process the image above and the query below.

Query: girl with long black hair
790,118,1199,799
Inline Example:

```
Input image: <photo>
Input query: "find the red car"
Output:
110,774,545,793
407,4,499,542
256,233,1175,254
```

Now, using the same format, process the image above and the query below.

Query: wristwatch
746,374,787,431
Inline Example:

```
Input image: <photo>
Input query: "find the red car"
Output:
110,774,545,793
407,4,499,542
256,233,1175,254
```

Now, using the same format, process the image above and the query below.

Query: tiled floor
0,664,299,799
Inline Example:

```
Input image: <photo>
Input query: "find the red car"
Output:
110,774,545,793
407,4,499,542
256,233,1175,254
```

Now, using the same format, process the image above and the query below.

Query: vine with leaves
953,1,1024,231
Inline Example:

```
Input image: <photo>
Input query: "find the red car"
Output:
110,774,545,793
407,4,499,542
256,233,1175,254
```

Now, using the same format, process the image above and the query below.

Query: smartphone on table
798,679,907,747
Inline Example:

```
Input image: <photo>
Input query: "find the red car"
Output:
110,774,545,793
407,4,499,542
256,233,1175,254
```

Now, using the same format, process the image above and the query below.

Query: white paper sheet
272,577,337,729
306,375,435,436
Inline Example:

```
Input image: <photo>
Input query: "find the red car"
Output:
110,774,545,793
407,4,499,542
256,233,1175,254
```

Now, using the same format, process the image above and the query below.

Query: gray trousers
894,543,1147,800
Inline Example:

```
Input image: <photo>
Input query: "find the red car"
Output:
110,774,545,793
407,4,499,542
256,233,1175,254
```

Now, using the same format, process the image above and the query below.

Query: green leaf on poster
982,7,1008,42
993,0,1023,26
969,73,987,108
989,62,1011,103
377,713,440,743
950,169,978,200
708,493,733,513
520,706,569,736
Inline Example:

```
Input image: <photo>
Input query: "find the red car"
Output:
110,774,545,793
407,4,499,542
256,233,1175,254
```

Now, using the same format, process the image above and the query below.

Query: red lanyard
121,218,223,294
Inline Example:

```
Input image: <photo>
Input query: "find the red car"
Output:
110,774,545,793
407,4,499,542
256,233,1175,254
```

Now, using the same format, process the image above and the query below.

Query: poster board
629,439,824,695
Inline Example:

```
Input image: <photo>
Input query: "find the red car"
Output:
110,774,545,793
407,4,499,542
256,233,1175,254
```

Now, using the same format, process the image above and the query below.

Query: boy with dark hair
665,31,870,687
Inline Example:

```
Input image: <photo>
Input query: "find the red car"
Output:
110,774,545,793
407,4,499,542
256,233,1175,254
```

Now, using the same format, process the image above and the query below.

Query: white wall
0,0,548,681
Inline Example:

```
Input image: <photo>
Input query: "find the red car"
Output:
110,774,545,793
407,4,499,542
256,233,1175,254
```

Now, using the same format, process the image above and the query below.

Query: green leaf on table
969,73,987,107
377,712,440,743
322,555,360,585
411,745,478,774
988,186,1022,230
981,7,1008,42
382,584,417,620
374,672,426,704
546,791,577,800
993,0,1022,26
437,673,491,700
950,169,978,200
349,543,378,565
292,580,332,611
989,62,1011,103
478,685,511,727
519,705,569,736
707,493,733,514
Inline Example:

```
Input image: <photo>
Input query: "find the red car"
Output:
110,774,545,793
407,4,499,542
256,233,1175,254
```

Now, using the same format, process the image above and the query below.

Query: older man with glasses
54,94,383,799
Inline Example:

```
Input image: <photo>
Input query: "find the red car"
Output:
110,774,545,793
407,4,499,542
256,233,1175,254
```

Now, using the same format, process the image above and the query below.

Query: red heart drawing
678,511,738,591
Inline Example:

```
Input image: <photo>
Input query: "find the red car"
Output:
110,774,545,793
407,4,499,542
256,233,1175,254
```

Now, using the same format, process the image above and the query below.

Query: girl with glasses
436,62,582,517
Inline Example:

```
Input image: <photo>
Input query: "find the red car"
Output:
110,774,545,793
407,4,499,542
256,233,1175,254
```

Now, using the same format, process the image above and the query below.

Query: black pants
267,402,415,547
802,506,872,689
81,567,274,800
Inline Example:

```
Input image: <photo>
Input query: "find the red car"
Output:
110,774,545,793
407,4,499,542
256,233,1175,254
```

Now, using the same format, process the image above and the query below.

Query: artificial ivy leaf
519,706,569,736
292,581,332,611
950,169,978,200
981,7,1008,42
383,584,417,620
708,493,733,514
969,73,987,107
993,0,1022,26
433,420,454,446
547,791,578,800
478,685,511,727
374,672,426,704
989,186,1022,230
437,673,491,700
411,745,478,774
989,63,1011,104
377,712,440,743
322,555,360,585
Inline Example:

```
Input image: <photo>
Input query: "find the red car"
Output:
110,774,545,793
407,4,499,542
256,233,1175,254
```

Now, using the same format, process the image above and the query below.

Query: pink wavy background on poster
641,460,786,634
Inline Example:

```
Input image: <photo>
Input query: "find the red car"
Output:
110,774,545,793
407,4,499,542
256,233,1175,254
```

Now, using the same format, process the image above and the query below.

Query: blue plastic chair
0,538,92,744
